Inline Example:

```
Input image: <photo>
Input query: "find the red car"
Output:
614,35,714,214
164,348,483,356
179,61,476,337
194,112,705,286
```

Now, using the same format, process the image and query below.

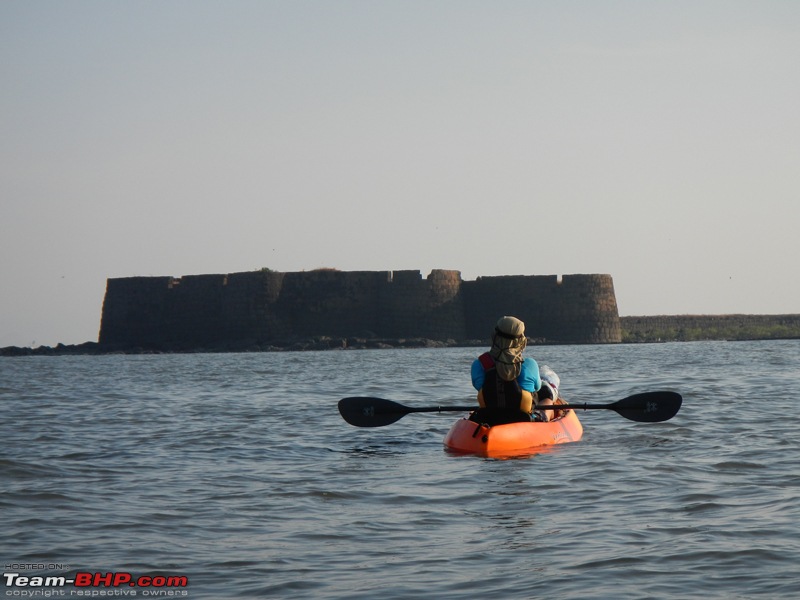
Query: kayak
443,409,583,457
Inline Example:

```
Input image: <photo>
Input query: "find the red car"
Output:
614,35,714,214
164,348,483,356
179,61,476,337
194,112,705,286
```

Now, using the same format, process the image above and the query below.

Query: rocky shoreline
0,337,489,357
5,313,800,357
4,315,800,357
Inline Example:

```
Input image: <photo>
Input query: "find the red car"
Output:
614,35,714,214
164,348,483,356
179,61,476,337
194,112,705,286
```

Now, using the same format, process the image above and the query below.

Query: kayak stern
443,409,583,457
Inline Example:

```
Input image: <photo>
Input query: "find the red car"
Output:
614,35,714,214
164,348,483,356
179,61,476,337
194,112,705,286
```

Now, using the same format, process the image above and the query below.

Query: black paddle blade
611,391,682,422
338,397,410,427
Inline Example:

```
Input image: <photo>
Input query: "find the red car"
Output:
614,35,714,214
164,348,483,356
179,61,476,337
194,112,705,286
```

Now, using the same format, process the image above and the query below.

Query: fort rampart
98,269,622,350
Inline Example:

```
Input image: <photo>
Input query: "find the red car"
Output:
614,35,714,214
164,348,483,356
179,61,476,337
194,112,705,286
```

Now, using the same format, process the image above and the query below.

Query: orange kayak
443,409,583,457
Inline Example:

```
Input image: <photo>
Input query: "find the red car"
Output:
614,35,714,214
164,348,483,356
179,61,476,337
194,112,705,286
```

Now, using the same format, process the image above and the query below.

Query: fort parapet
98,269,622,350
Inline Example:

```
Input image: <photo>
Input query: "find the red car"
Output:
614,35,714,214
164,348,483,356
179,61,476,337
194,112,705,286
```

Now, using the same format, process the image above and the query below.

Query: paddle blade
338,397,410,427
611,391,682,422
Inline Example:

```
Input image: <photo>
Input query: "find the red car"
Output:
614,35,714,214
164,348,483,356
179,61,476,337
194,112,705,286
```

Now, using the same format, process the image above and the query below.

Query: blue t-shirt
471,356,541,393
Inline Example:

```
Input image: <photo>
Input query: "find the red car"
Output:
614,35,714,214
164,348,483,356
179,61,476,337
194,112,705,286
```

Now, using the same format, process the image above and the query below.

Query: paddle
338,391,682,427
338,397,474,427
559,391,683,423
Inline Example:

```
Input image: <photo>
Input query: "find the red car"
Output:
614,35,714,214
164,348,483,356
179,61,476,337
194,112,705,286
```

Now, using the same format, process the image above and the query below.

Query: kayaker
470,316,543,424
536,364,565,422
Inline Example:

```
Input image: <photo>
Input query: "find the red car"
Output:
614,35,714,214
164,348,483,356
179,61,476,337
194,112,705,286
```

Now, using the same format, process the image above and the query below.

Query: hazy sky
2,1,799,347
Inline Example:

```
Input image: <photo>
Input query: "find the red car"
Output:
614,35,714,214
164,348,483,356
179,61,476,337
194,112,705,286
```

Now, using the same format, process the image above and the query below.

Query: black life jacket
472,353,530,424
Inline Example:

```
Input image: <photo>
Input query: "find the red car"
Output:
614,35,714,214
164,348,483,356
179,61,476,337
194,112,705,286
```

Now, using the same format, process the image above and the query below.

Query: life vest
477,352,524,411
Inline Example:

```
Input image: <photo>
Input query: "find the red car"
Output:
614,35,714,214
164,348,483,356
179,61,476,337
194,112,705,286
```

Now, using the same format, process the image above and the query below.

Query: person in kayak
536,364,565,423
470,316,543,424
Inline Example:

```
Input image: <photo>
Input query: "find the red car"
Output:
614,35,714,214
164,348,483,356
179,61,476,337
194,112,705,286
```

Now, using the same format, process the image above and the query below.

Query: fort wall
98,269,622,349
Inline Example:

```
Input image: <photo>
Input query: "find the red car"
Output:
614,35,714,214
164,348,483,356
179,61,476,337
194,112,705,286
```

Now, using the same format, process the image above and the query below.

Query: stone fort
98,269,622,349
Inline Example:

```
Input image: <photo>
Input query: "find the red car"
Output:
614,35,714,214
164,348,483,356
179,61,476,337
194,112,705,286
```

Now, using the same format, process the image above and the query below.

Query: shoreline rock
4,322,800,357
0,338,489,356
5,315,800,357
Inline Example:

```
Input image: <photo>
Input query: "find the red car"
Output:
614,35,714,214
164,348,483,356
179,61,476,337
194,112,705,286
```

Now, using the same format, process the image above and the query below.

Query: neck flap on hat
489,332,527,381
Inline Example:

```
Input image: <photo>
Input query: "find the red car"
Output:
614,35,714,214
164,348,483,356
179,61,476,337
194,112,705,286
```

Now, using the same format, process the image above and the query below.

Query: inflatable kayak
443,409,583,457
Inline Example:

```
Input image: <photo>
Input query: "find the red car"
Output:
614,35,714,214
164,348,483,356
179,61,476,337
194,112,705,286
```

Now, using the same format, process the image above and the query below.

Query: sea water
1,340,799,599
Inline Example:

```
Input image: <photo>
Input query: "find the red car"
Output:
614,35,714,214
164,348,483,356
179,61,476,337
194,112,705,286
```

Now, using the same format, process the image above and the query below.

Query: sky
2,1,799,347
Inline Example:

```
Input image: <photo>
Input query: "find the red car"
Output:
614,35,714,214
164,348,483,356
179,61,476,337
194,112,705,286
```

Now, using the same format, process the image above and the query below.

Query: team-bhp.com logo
4,571,189,596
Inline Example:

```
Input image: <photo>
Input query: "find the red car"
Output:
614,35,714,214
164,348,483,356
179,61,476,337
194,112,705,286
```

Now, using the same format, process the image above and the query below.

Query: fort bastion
98,269,622,350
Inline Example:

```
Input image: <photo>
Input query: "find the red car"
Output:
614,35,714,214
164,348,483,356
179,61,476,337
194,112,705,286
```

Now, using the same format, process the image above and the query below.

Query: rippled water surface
2,341,799,598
